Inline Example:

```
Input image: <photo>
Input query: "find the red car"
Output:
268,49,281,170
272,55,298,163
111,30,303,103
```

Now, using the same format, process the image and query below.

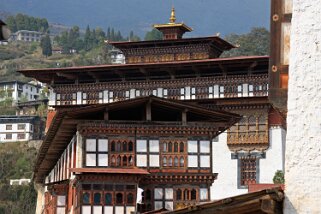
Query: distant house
0,115,43,143
10,179,31,186
52,47,63,54
0,81,43,103
10,30,43,42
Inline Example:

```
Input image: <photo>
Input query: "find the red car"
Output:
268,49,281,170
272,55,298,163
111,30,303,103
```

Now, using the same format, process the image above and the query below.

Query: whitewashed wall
284,0,321,213
211,127,286,200
211,132,247,200
260,127,285,183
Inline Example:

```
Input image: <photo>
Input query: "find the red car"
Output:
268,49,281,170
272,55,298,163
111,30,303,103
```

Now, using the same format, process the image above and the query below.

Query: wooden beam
57,72,77,80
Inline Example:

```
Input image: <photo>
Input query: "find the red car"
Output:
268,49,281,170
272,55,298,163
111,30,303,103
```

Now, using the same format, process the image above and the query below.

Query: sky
0,0,270,37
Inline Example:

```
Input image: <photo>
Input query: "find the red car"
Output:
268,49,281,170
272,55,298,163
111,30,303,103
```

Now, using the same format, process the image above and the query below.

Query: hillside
0,41,111,81
0,0,270,37
0,141,38,213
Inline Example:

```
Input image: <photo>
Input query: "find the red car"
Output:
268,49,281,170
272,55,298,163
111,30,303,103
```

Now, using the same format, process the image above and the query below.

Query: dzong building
19,8,285,214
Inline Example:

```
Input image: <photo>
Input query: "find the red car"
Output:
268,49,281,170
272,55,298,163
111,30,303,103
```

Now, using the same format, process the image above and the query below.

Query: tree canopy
222,27,270,57
144,29,163,41
40,35,52,57
5,13,49,33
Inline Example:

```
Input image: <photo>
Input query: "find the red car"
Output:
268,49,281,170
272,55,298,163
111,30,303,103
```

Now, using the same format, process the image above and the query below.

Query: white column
284,1,321,213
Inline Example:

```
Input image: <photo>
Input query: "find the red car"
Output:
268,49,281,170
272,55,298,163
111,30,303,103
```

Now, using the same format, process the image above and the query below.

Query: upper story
19,56,269,107
0,80,43,102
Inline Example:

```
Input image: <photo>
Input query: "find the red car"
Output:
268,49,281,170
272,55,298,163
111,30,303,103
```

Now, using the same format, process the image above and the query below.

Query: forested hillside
0,142,38,213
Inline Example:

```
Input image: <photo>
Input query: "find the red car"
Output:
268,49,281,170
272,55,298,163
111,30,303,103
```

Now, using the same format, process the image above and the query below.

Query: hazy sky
0,0,270,37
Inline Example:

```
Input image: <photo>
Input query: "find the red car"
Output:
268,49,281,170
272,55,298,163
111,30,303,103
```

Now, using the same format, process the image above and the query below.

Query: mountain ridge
0,0,270,37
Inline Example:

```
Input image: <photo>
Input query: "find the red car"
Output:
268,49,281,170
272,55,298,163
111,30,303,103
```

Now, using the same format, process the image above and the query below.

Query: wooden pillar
182,109,187,125
146,100,151,121
104,108,109,120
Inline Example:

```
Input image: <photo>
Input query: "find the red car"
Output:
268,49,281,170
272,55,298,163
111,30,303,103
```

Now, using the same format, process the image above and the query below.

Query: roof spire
169,7,176,23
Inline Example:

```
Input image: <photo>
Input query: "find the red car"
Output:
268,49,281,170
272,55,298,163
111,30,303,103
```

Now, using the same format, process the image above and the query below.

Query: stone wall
284,0,321,213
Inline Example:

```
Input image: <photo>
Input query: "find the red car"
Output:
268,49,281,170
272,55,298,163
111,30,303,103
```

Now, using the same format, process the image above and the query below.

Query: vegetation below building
0,141,38,213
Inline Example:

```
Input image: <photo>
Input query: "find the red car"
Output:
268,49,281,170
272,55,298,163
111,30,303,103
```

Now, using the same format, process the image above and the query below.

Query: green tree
129,30,140,42
84,25,92,50
144,29,163,41
5,16,17,32
222,27,270,57
40,35,52,57
273,170,285,184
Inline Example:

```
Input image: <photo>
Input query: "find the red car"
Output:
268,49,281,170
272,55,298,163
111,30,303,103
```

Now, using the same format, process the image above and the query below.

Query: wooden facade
18,8,286,214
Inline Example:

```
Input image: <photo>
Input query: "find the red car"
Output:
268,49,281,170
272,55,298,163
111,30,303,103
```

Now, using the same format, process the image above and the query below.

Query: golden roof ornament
169,7,176,23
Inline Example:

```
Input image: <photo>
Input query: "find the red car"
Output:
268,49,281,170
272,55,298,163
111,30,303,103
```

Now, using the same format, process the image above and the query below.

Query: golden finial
169,7,176,23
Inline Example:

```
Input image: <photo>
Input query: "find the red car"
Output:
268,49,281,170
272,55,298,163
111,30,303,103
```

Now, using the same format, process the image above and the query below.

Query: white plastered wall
259,126,285,183
284,0,321,213
210,132,247,200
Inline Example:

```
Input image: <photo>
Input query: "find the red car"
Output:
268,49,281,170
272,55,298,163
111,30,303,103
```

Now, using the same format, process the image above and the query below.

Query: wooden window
188,140,211,169
93,192,102,205
127,193,134,204
110,139,135,167
179,157,184,167
180,86,196,100
104,193,112,205
82,192,91,204
174,157,179,167
116,193,123,204
191,189,197,200
56,93,61,105
237,85,243,97
72,93,76,105
174,143,178,152
209,85,224,98
179,142,184,152
176,189,182,200
162,140,187,168
152,88,168,98
56,195,66,214
85,138,108,167
81,183,136,213
240,157,257,186
200,188,208,201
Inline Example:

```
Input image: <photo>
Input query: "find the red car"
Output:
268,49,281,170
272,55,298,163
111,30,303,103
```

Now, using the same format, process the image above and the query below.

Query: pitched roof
18,56,269,84
34,96,241,183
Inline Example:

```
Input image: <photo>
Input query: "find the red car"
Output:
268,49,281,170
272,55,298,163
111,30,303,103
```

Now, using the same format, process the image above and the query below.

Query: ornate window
80,183,136,214
162,139,187,168
180,86,196,100
240,156,257,186
110,139,134,167
208,85,224,98
152,88,168,98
